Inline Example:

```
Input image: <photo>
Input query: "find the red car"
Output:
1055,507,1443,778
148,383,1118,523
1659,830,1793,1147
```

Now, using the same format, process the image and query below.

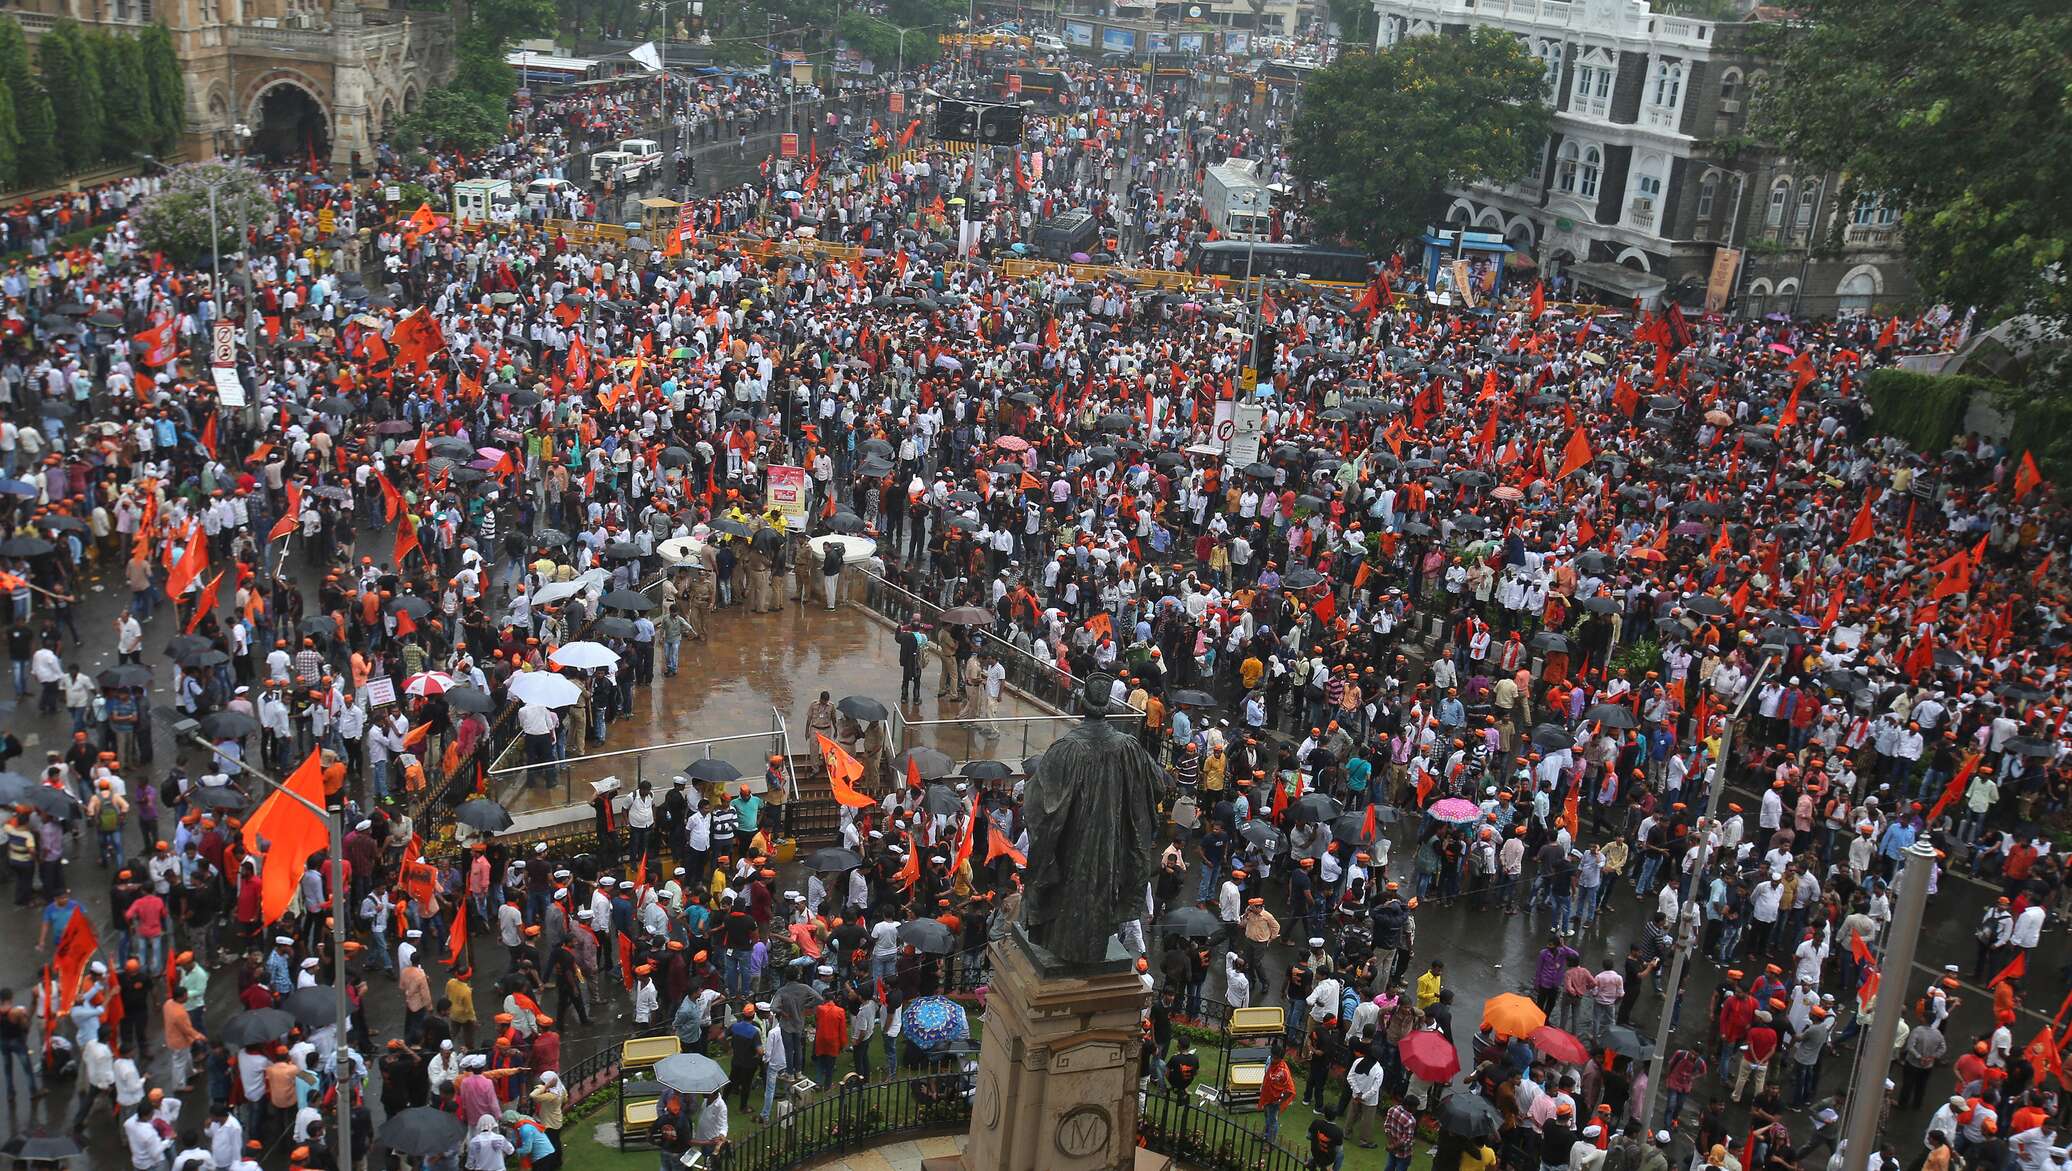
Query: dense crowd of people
0,35,2060,1171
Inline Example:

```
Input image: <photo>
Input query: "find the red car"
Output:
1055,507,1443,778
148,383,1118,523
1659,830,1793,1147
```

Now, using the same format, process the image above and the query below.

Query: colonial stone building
1370,0,1915,317
9,0,455,173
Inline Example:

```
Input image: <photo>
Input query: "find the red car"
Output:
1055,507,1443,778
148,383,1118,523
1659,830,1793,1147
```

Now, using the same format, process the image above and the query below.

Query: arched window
1718,68,1742,103
1571,48,1613,118
1579,146,1602,198
1652,60,1684,108
1535,38,1565,95
1556,141,1580,193
1836,270,1877,316
1765,178,1791,228
1795,182,1821,234
1852,191,1899,227
1696,174,1718,220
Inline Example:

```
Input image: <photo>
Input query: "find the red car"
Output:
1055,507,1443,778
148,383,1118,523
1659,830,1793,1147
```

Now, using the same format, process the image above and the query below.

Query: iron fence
1139,1090,1312,1171
708,1071,975,1171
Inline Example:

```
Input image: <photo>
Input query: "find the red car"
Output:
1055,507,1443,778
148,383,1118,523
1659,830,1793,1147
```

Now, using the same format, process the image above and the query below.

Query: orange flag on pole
1844,491,1877,547
240,749,330,928
185,571,225,634
1991,951,2027,989
2015,451,2045,500
1555,428,1592,480
268,482,302,543
445,897,468,968
51,910,100,1013
815,734,876,808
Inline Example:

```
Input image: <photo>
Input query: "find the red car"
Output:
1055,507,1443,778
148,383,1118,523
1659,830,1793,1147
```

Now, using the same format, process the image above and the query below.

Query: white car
1032,32,1065,53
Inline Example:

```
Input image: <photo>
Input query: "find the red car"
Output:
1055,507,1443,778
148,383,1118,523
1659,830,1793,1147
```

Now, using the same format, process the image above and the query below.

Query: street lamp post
1636,648,1782,1131
190,738,353,1171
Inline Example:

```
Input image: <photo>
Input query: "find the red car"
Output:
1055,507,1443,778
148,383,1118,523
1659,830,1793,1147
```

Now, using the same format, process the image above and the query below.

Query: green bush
1862,369,2002,453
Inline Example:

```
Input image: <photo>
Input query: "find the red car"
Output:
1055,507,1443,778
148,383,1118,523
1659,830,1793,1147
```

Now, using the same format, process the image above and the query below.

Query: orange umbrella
1480,993,1548,1038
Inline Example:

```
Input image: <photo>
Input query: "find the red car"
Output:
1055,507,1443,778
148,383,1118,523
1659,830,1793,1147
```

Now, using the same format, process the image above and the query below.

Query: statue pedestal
959,930,1149,1171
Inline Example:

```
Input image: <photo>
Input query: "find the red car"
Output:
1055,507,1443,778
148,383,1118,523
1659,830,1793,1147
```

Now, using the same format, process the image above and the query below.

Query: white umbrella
508,671,583,708
531,580,586,605
550,641,620,670
658,536,706,563
808,534,877,561
404,671,456,697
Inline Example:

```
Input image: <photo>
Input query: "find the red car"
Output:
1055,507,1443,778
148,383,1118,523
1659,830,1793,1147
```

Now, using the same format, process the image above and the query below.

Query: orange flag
985,829,1026,867
1555,428,1592,480
185,571,225,634
1843,491,1876,547
241,749,330,928
1990,951,2027,988
165,524,209,601
375,472,404,523
815,734,876,808
445,897,468,968
394,513,420,567
268,482,303,543
399,835,438,906
951,800,977,874
402,722,432,750
51,910,100,1013
2015,451,2044,500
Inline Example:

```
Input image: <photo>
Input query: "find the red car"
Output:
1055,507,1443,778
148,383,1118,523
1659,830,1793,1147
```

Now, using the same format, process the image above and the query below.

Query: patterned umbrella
900,995,969,1051
404,671,456,697
1427,798,1482,825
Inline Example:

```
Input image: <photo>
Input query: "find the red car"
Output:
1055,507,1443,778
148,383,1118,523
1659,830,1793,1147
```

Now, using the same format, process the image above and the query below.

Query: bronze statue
1017,673,1159,965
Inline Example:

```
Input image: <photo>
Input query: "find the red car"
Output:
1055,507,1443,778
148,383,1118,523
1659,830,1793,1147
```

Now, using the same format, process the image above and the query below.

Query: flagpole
188,736,353,1170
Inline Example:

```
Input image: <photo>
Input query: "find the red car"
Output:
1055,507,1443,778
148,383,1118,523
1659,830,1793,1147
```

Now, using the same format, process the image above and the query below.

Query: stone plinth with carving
956,928,1149,1171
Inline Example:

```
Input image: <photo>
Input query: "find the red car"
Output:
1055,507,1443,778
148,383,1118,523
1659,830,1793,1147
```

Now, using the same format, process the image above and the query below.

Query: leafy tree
389,86,507,154
1287,31,1551,257
132,161,273,261
839,13,940,70
0,17,57,186
451,0,556,100
1750,0,2072,326
38,21,104,173
139,24,188,153
1322,0,1376,47
94,33,153,161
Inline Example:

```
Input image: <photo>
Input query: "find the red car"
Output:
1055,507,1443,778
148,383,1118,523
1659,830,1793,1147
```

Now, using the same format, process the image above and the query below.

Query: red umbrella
1398,1029,1461,1084
1529,1024,1591,1065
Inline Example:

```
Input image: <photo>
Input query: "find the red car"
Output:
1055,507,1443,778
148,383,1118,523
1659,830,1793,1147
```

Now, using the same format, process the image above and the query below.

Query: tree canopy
1287,30,1551,258
131,162,274,262
1751,0,2072,326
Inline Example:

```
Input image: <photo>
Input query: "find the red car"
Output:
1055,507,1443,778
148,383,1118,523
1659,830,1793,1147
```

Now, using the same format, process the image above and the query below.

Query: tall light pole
1636,647,1781,1130
1839,842,1937,1171
191,738,354,1171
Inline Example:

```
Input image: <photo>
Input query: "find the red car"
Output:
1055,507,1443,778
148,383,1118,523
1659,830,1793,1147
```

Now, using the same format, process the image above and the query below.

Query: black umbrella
445,686,496,714
684,758,741,784
1582,703,1640,730
1155,907,1223,938
1169,689,1215,708
1435,1092,1503,1138
939,605,995,625
198,711,259,740
187,785,250,811
1530,724,1575,751
0,1131,83,1161
379,1107,468,1158
165,634,213,659
837,695,889,722
804,847,865,873
389,596,433,619
1280,567,1324,590
0,537,53,557
16,786,77,819
184,649,232,668
651,1052,730,1096
1238,819,1284,852
960,760,1013,781
919,784,967,816
1527,631,1570,653
96,665,153,689
298,616,338,638
898,747,955,782
1580,596,1620,615
1287,793,1343,825
604,542,646,561
602,589,657,611
1331,811,1377,845
1683,596,1731,618
897,918,956,954
283,984,341,1028
2005,737,2058,759
220,1007,298,1047
453,799,514,832
592,616,638,640
1601,1024,1653,1060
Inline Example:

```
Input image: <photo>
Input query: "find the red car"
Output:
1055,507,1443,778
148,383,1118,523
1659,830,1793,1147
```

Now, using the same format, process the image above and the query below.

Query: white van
589,150,637,184
525,176,574,211
1031,32,1065,54
619,137,663,178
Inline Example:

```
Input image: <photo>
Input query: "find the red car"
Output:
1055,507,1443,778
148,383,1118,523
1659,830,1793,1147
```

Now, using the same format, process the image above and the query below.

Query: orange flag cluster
241,749,331,928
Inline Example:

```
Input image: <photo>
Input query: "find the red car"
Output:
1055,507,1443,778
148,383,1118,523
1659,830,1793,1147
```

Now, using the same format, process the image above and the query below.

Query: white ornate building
1370,0,1915,317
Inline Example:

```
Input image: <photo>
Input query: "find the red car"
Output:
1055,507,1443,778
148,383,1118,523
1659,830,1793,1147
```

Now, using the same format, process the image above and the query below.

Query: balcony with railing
1843,222,1899,248
1626,200,1657,231
232,22,335,52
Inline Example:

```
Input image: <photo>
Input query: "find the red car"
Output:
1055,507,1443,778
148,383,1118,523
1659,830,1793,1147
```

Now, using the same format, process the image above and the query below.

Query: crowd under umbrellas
0,41,2057,1171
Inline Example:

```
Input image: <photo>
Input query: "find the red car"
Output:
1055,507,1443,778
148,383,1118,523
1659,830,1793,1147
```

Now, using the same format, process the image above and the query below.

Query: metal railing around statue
1139,1090,1314,1171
